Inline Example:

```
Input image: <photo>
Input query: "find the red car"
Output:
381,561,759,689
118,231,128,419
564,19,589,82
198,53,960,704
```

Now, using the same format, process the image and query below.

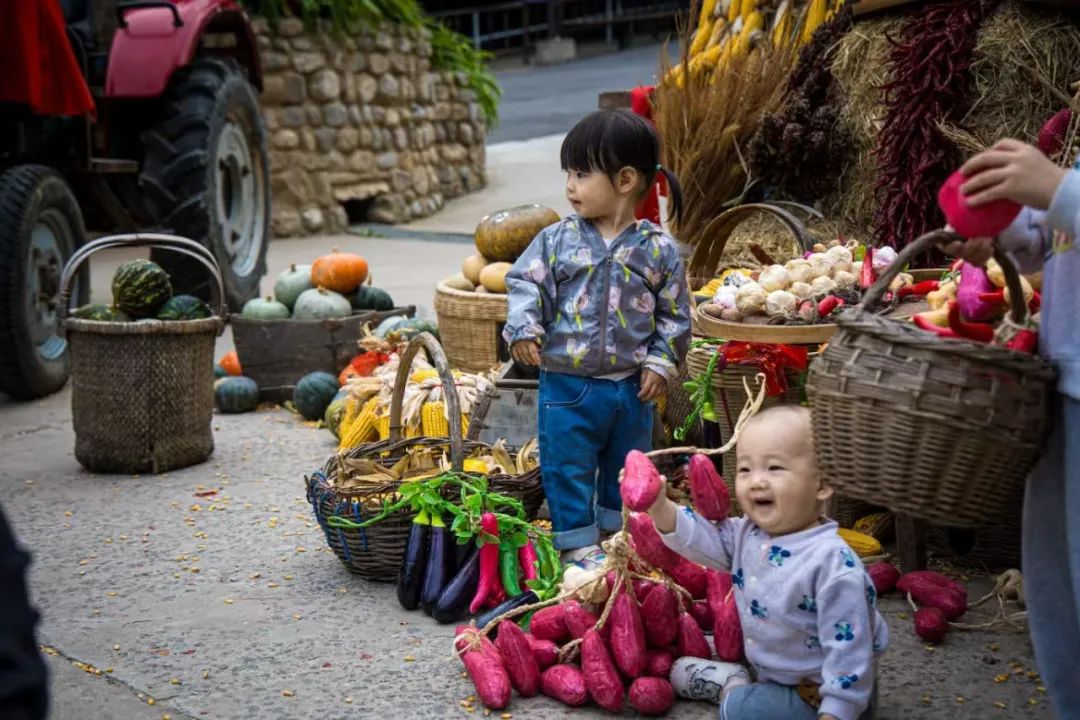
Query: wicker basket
58,234,225,474
433,277,508,373
806,230,1056,528
306,332,544,581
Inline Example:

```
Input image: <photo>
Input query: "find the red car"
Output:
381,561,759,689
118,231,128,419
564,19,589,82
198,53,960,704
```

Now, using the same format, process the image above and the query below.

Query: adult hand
638,368,667,402
960,138,1066,211
511,340,541,366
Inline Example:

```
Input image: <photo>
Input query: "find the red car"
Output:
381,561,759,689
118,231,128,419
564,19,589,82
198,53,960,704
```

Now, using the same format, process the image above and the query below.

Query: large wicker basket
433,278,508,373
59,234,225,474
306,332,544,581
806,230,1056,527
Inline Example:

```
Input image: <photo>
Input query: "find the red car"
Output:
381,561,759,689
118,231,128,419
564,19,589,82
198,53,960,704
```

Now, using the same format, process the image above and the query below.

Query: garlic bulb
833,270,857,289
789,281,814,302
786,259,814,284
810,276,838,296
830,260,853,276
758,264,792,293
807,253,834,280
735,281,767,316
712,286,737,310
765,289,797,318
825,245,854,265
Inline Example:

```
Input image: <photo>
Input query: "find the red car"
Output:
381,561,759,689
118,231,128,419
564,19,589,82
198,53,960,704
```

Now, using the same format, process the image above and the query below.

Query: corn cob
705,17,728,49
740,0,755,22
800,0,827,45
727,0,741,23
837,528,883,558
698,0,719,28
730,11,763,58
690,17,715,56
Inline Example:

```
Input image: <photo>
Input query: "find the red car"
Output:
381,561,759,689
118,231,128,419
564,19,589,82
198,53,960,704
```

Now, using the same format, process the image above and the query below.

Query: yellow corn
740,0,755,22
705,17,728,49
690,43,724,72
463,458,490,475
800,0,827,45
698,0,719,28
727,0,741,23
771,2,792,47
853,512,892,537
690,17,715,56
338,400,380,450
730,11,763,58
837,528,883,558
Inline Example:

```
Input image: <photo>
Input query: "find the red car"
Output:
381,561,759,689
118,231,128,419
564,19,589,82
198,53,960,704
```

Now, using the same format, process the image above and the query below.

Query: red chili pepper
518,541,539,582
898,280,940,298
817,296,845,318
860,247,876,290
1029,291,1041,314
913,314,959,338
469,513,506,614
947,301,994,344
1005,329,1038,354
978,290,1041,314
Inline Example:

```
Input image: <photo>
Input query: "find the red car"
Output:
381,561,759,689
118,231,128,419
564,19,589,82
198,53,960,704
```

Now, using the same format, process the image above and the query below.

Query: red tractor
0,0,269,399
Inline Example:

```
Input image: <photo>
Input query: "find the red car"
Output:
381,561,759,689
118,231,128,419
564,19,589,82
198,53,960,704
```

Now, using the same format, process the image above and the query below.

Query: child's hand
621,467,678,532
960,139,1067,211
511,340,541,366
638,368,667,402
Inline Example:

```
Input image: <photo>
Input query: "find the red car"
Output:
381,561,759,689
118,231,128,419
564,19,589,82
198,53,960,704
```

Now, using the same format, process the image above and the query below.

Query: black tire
0,165,89,400
141,56,269,312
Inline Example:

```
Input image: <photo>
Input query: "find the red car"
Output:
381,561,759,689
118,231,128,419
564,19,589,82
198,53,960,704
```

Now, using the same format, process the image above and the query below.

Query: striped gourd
111,259,173,318
72,304,131,322
157,294,213,320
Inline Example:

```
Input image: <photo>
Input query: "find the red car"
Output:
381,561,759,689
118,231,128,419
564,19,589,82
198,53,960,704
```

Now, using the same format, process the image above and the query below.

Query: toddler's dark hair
560,109,685,226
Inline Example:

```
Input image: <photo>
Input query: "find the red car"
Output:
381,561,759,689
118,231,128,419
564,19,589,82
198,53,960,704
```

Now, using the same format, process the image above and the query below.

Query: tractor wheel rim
215,118,266,277
27,221,68,361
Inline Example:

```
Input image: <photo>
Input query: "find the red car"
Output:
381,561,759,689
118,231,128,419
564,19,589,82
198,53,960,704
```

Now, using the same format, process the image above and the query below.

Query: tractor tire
0,165,89,400
141,56,269,312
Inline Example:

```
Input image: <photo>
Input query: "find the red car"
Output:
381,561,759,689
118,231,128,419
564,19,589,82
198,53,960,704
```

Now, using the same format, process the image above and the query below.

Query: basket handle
388,332,465,471
687,203,815,283
859,229,1030,324
57,233,227,333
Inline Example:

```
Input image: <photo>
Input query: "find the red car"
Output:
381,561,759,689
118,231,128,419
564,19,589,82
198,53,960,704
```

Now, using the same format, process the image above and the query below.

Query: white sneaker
669,657,750,704
561,544,606,571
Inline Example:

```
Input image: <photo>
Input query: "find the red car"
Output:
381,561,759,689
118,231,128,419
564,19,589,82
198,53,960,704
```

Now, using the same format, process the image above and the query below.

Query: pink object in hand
1038,109,1072,157
937,169,1021,239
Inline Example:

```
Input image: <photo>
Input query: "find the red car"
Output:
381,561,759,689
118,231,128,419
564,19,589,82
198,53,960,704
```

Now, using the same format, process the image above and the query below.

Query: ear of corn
799,0,827,45
837,528,883,558
740,0,756,22
698,0,719,28
690,17,715,56
338,398,380,450
705,17,728,49
727,0,742,23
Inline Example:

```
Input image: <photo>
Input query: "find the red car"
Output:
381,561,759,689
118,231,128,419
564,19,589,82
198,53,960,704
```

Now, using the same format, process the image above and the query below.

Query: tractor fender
105,0,262,99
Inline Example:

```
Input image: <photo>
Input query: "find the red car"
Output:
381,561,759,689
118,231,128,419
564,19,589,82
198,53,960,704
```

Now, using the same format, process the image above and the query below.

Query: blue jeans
1023,395,1080,719
538,370,653,551
720,682,877,720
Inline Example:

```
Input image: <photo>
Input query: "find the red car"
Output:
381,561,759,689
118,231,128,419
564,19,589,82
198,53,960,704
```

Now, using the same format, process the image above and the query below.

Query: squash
157,294,213,320
311,248,369,293
72,304,131,322
213,363,228,379
352,285,395,311
474,285,490,294
274,263,313,310
324,390,350,439
294,371,340,421
215,376,260,413
474,204,560,262
111,259,173,318
443,272,475,292
242,296,290,320
219,350,242,376
373,315,408,339
292,287,352,320
479,262,512,294
462,254,489,286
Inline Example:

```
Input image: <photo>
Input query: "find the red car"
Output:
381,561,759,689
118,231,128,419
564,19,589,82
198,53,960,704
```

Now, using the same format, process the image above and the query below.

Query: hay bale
820,1,1080,241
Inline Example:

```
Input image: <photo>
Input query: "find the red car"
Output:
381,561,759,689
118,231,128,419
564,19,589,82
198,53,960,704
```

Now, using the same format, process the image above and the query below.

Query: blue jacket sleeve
659,505,743,571
815,571,878,720
502,226,557,346
998,168,1080,274
645,237,692,378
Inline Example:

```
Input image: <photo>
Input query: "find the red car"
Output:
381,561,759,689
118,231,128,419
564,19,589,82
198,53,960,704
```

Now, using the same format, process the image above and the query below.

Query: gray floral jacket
502,215,692,378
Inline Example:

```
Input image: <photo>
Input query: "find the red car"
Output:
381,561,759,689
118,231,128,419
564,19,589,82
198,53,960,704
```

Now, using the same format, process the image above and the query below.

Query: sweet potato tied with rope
541,664,589,707
629,677,675,715
627,512,682,572
609,589,648,678
621,449,663,511
688,453,731,520
897,570,968,620
494,620,540,698
581,629,624,712
455,626,511,710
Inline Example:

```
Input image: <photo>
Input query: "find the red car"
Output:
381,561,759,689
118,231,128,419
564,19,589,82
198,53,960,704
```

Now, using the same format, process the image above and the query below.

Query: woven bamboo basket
306,332,544,581
58,234,225,474
806,230,1056,528
433,278,508,373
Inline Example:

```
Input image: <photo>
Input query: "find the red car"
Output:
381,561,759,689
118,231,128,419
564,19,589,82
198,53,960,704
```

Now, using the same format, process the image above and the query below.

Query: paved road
488,43,674,143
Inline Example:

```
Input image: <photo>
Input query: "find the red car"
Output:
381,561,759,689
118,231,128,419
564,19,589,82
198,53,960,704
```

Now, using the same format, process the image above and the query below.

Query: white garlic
810,276,838,296
758,264,792,293
825,245,854,265
789,281,814,302
833,270,857,289
735,281,767,316
765,289,797,318
712,286,738,310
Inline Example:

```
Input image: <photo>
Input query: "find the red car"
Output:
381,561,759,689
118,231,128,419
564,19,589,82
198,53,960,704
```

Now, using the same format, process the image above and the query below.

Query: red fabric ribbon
720,342,809,397
0,0,95,117
629,85,667,225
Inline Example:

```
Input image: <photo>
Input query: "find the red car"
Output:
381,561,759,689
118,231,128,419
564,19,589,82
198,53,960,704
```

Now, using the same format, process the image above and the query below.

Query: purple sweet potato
688,453,731,521
563,600,599,640
581,629,624,712
690,600,714,631
644,648,675,679
629,676,675,715
541,664,589,707
495,620,540,697
640,584,678,648
867,562,901,595
526,634,559,670
609,591,647,679
621,450,662,511
530,604,570,643
914,606,950,644
676,611,711,660
669,558,708,599
627,513,681,572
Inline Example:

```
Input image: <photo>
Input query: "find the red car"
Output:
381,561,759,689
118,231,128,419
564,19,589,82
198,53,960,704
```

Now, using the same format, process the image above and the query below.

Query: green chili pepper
499,543,523,597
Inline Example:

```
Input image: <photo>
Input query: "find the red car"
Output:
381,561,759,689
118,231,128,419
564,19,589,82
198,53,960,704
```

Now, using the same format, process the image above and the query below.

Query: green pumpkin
293,371,340,421
242,296,290,320
157,294,213,320
352,285,395,311
213,363,228,379
112,259,173,318
388,317,439,342
324,389,350,439
292,287,352,320
71,304,131,322
215,376,260,414
373,315,408,339
273,263,314,310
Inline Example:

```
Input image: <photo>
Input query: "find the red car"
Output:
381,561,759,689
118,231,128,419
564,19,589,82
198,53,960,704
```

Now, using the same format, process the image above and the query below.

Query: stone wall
254,18,488,236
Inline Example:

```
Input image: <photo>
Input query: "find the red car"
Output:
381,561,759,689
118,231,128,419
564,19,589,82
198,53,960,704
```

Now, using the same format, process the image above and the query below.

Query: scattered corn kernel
994,701,1007,709
345,697,353,704
147,698,156,706
282,690,295,697
956,696,965,704
202,670,210,679
170,678,181,685
223,598,234,605
268,582,280,588
994,674,1009,683
113,645,120,651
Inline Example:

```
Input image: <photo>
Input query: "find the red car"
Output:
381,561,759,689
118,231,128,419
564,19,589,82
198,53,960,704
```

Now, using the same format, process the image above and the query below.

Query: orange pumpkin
220,350,242,376
474,204,561,262
310,248,369,293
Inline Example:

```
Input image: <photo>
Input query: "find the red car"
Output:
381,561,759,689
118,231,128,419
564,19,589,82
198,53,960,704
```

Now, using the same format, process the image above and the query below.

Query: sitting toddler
647,405,888,720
